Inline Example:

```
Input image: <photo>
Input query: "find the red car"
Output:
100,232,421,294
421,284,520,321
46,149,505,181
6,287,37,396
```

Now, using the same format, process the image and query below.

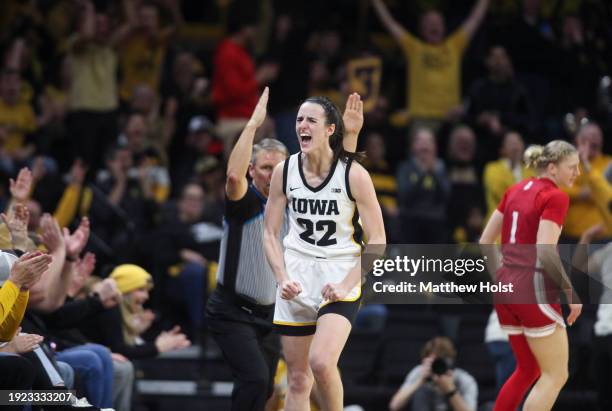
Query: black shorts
273,299,361,336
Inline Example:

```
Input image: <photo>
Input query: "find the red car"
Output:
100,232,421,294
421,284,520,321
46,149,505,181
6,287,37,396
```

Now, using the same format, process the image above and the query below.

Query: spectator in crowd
211,1,278,158
371,0,489,132
389,337,478,411
91,144,157,262
193,157,226,226
66,0,130,172
80,264,190,360
0,68,37,162
128,84,177,164
2,36,45,97
154,182,222,340
498,0,556,77
465,46,534,158
0,249,115,411
483,131,533,220
118,0,182,101
397,128,450,243
119,112,170,203
445,125,483,233
553,14,607,116
0,201,91,405
362,131,399,242
0,249,57,409
42,293,117,409
49,253,135,411
29,155,65,214
564,122,612,240
0,127,16,178
164,51,209,174
27,213,90,313
171,115,221,195
13,211,117,410
38,56,71,160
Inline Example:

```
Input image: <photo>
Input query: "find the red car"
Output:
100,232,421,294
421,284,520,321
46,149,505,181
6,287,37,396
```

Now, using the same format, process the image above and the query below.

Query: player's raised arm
264,163,292,290
342,93,364,153
226,87,269,201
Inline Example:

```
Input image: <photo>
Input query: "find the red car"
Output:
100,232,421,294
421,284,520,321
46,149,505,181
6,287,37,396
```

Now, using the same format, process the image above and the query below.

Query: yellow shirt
483,158,534,219
118,33,168,100
0,280,29,341
399,29,468,119
53,184,93,228
564,155,612,238
0,100,36,153
583,168,612,232
68,36,118,111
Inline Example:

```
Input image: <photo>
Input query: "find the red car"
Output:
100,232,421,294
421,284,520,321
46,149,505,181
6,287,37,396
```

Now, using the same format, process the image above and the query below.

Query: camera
431,357,453,375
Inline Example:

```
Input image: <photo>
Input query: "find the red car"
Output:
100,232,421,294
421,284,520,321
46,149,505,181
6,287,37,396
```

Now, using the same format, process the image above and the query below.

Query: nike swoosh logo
289,187,300,191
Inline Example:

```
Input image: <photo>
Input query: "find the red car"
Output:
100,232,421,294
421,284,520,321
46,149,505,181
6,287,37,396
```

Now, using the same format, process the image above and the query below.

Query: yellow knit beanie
110,264,153,294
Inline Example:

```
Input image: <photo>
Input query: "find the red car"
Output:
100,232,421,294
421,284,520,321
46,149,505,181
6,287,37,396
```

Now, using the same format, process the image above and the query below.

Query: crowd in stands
0,0,611,410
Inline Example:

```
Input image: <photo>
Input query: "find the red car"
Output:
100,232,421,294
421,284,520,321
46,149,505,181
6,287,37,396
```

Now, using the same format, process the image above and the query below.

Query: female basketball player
479,140,582,411
263,95,386,411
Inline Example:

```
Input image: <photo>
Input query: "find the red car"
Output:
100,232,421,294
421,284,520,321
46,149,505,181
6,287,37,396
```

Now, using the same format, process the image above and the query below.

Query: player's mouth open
300,134,312,144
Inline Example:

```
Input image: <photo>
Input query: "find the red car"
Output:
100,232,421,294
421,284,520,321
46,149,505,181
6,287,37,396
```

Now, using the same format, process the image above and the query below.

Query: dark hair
303,96,365,164
227,0,259,35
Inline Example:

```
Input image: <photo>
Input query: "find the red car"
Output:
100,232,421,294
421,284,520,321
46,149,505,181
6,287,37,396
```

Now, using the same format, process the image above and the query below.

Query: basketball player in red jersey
479,140,583,411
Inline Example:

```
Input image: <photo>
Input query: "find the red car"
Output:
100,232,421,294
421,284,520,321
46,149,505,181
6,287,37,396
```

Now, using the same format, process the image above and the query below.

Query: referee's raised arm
225,87,270,201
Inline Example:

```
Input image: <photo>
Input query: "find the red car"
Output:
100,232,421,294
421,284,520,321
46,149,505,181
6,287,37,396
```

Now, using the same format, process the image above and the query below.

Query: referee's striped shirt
216,184,286,305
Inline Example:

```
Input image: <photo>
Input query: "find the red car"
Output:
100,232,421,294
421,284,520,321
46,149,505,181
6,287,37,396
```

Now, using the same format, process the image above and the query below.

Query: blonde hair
120,294,149,346
523,140,577,170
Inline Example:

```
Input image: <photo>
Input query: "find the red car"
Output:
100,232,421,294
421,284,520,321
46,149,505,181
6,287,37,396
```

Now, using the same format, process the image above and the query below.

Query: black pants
592,334,612,411
205,289,280,411
67,110,118,173
0,355,35,411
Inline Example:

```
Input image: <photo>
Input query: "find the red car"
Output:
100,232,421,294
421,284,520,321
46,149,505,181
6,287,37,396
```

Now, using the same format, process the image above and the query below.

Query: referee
204,88,288,411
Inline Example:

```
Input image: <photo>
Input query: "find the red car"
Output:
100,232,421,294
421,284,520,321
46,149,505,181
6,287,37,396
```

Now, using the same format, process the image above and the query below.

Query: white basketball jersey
282,153,363,259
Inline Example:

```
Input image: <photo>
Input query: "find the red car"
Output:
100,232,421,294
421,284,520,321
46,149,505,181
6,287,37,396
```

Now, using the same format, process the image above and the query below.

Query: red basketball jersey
496,177,569,268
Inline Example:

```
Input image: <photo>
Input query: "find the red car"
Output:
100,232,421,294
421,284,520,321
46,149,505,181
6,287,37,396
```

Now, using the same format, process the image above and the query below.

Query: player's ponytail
524,140,577,171
523,145,545,169
304,96,365,164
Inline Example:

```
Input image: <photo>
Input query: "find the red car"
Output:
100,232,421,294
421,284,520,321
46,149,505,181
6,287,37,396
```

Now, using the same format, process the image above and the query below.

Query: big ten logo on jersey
290,198,339,216
347,57,382,113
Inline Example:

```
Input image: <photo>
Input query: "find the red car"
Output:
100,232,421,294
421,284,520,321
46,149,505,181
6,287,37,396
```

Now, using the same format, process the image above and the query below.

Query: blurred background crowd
0,0,611,410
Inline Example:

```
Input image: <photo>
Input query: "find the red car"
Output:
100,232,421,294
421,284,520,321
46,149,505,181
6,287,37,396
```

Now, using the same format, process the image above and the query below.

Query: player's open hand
342,92,364,136
280,279,301,300
247,87,269,129
321,282,350,302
